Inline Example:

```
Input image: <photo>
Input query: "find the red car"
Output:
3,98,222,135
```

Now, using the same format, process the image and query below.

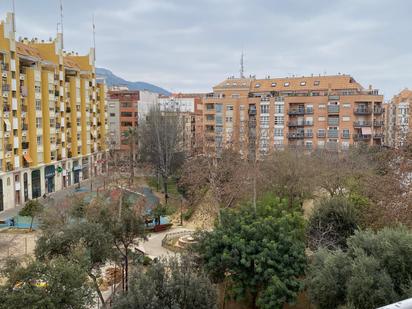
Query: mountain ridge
96,68,171,96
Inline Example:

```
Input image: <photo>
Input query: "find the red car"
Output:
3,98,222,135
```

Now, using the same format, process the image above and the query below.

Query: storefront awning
23,153,33,163
361,127,372,135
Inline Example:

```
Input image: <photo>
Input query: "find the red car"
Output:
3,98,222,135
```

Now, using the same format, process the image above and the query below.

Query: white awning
3,119,11,132
361,127,372,135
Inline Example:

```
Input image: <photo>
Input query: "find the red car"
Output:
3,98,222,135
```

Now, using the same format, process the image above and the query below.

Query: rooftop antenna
12,0,16,31
240,51,245,78
92,14,96,61
58,0,64,49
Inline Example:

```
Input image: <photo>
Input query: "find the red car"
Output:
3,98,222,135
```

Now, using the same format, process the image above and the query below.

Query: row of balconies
287,120,313,127
288,108,313,115
354,107,383,115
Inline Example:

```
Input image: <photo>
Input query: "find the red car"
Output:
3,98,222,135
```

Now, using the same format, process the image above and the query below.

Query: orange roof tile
16,42,43,61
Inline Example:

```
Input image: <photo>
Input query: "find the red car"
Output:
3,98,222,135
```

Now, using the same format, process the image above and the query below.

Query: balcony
288,121,304,127
287,132,304,139
373,120,384,127
5,144,12,151
373,133,383,139
373,107,383,115
288,108,305,115
248,106,257,115
2,84,10,92
326,142,339,151
317,131,326,138
354,107,372,115
327,130,339,138
3,104,10,112
353,134,371,141
1,63,9,71
327,105,340,114
353,121,372,128
328,118,340,126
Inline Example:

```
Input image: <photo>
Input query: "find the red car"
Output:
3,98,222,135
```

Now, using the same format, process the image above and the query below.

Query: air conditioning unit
2,72,7,78
2,92,8,97
20,75,25,80
23,150,28,155
4,133,10,138
5,153,11,158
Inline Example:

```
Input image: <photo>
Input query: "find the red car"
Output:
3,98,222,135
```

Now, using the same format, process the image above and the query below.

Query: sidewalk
0,176,107,221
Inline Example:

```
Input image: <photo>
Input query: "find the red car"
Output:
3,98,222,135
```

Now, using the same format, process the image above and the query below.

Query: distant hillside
96,68,171,96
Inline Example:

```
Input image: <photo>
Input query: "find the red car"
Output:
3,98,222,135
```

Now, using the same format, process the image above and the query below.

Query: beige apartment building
203,74,384,157
384,89,412,148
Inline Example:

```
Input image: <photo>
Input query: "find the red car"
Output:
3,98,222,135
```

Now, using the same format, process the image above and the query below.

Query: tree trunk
125,250,129,292
89,273,106,308
163,177,168,205
29,216,34,232
251,291,258,309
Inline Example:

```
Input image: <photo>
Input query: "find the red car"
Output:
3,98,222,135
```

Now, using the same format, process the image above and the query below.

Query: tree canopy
195,194,307,309
307,227,412,309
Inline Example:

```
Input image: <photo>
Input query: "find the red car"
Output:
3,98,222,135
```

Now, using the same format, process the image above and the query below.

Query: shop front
31,169,41,198
73,161,81,184
82,158,89,180
45,165,56,193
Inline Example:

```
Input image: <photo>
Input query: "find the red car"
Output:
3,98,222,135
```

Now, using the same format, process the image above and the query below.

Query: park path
137,227,193,259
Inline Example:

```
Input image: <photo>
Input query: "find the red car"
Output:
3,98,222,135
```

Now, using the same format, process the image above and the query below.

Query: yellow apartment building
203,74,384,159
0,13,108,213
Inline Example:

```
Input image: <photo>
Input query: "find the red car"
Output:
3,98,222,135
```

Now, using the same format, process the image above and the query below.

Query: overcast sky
1,0,411,97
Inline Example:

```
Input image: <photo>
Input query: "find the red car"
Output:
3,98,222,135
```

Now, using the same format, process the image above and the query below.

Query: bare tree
138,106,185,204
180,148,251,223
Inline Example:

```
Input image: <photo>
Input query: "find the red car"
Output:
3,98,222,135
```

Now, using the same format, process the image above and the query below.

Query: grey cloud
0,0,411,96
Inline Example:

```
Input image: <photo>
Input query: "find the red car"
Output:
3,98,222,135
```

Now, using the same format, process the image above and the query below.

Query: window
35,100,41,111
215,115,223,124
226,105,234,111
255,83,261,88
215,104,222,113
206,115,214,121
36,117,42,129
300,81,306,86
110,113,115,117
274,116,284,125
318,104,326,109
271,82,277,87
314,80,320,86
342,129,350,137
284,82,290,87
37,136,42,145
343,103,351,108
318,116,326,121
260,115,269,126
225,116,233,123
342,116,350,122
232,94,240,98
109,103,115,108
260,105,269,114
120,112,133,117
275,104,284,114
274,128,283,137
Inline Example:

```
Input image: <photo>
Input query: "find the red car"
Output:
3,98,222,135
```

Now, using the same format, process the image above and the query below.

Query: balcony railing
353,134,371,141
373,133,383,139
288,121,304,127
373,107,383,115
328,118,340,126
327,130,339,138
287,132,304,139
354,107,372,115
305,132,314,138
288,108,305,115
373,120,384,127
353,121,372,127
341,133,351,139
317,132,326,138
327,105,340,114
2,84,10,92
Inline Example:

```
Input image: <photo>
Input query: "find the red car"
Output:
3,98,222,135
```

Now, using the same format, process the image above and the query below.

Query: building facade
384,89,412,148
0,13,108,213
203,74,384,157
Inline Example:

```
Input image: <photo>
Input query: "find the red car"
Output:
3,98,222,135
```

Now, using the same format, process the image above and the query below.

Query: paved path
137,227,193,259
0,176,107,221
